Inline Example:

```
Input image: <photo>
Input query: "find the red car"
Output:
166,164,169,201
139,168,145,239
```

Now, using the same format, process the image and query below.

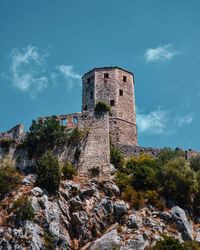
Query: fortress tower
82,66,137,146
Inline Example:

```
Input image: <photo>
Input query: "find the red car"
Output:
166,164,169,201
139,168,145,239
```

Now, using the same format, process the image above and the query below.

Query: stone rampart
39,111,111,176
0,124,25,141
77,112,110,176
116,144,200,160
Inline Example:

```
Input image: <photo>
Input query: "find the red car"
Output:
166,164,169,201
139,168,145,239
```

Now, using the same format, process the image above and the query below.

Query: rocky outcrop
170,206,193,241
90,229,120,250
0,175,199,249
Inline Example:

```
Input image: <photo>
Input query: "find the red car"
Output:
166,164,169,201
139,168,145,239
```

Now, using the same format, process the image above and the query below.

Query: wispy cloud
137,106,193,135
10,45,48,96
176,115,193,127
137,108,169,135
145,44,176,62
6,45,82,97
56,65,81,90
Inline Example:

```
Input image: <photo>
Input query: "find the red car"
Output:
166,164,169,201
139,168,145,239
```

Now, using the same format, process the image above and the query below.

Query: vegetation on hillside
62,161,76,180
0,157,22,200
152,235,200,250
0,138,16,153
24,117,67,158
23,117,85,158
110,144,124,169
36,151,61,195
113,148,200,214
12,195,35,225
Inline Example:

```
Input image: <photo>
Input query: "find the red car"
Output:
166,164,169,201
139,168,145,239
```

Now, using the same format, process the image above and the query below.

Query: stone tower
82,66,137,146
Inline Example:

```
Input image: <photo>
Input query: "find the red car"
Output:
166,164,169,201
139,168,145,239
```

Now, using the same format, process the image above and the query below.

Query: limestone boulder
114,201,128,221
127,214,142,229
90,229,121,250
170,206,193,241
102,181,120,197
31,187,43,197
122,235,149,250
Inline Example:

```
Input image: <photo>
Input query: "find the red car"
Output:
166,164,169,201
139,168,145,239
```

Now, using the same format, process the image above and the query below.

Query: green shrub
127,155,158,190
44,231,55,250
0,138,16,153
183,241,200,250
157,148,185,166
153,236,200,250
13,195,35,225
94,101,111,114
122,187,165,210
122,186,145,209
189,155,200,172
114,151,199,210
110,145,124,169
193,172,200,217
36,151,61,195
68,127,85,145
24,117,68,158
160,157,198,205
62,161,76,179
0,157,21,200
143,190,166,210
115,171,131,191
152,235,185,250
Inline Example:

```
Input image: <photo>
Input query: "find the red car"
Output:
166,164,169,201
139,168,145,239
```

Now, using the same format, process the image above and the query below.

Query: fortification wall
39,111,111,176
116,144,200,160
0,124,25,141
77,112,111,176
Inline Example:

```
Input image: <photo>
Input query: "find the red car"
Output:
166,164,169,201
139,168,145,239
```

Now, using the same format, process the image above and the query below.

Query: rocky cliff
0,171,200,250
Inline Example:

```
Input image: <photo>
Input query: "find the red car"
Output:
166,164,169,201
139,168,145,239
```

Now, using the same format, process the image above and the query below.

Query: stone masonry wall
82,67,138,147
116,144,200,160
39,111,111,176
0,124,25,140
77,112,110,176
110,118,137,146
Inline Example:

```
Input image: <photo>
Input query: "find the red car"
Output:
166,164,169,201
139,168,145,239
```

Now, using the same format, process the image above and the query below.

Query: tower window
84,105,88,111
104,73,109,79
119,89,123,96
123,76,127,82
73,117,78,124
87,78,90,84
110,100,115,106
90,91,93,99
61,118,68,126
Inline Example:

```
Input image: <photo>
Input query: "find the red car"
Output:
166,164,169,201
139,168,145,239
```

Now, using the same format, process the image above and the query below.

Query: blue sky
0,0,200,150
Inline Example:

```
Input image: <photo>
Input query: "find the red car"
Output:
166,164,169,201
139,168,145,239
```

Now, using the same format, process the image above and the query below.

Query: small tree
160,157,198,205
110,145,124,169
153,235,185,250
13,195,35,225
189,155,200,172
157,148,185,167
24,117,67,158
62,161,76,180
0,157,21,200
36,151,61,195
126,155,158,190
115,171,131,191
68,127,85,146
94,101,111,114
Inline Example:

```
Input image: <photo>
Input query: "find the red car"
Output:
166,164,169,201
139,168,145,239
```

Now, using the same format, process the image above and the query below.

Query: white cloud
56,65,81,90
176,115,193,127
10,45,48,95
145,44,176,62
137,108,169,135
